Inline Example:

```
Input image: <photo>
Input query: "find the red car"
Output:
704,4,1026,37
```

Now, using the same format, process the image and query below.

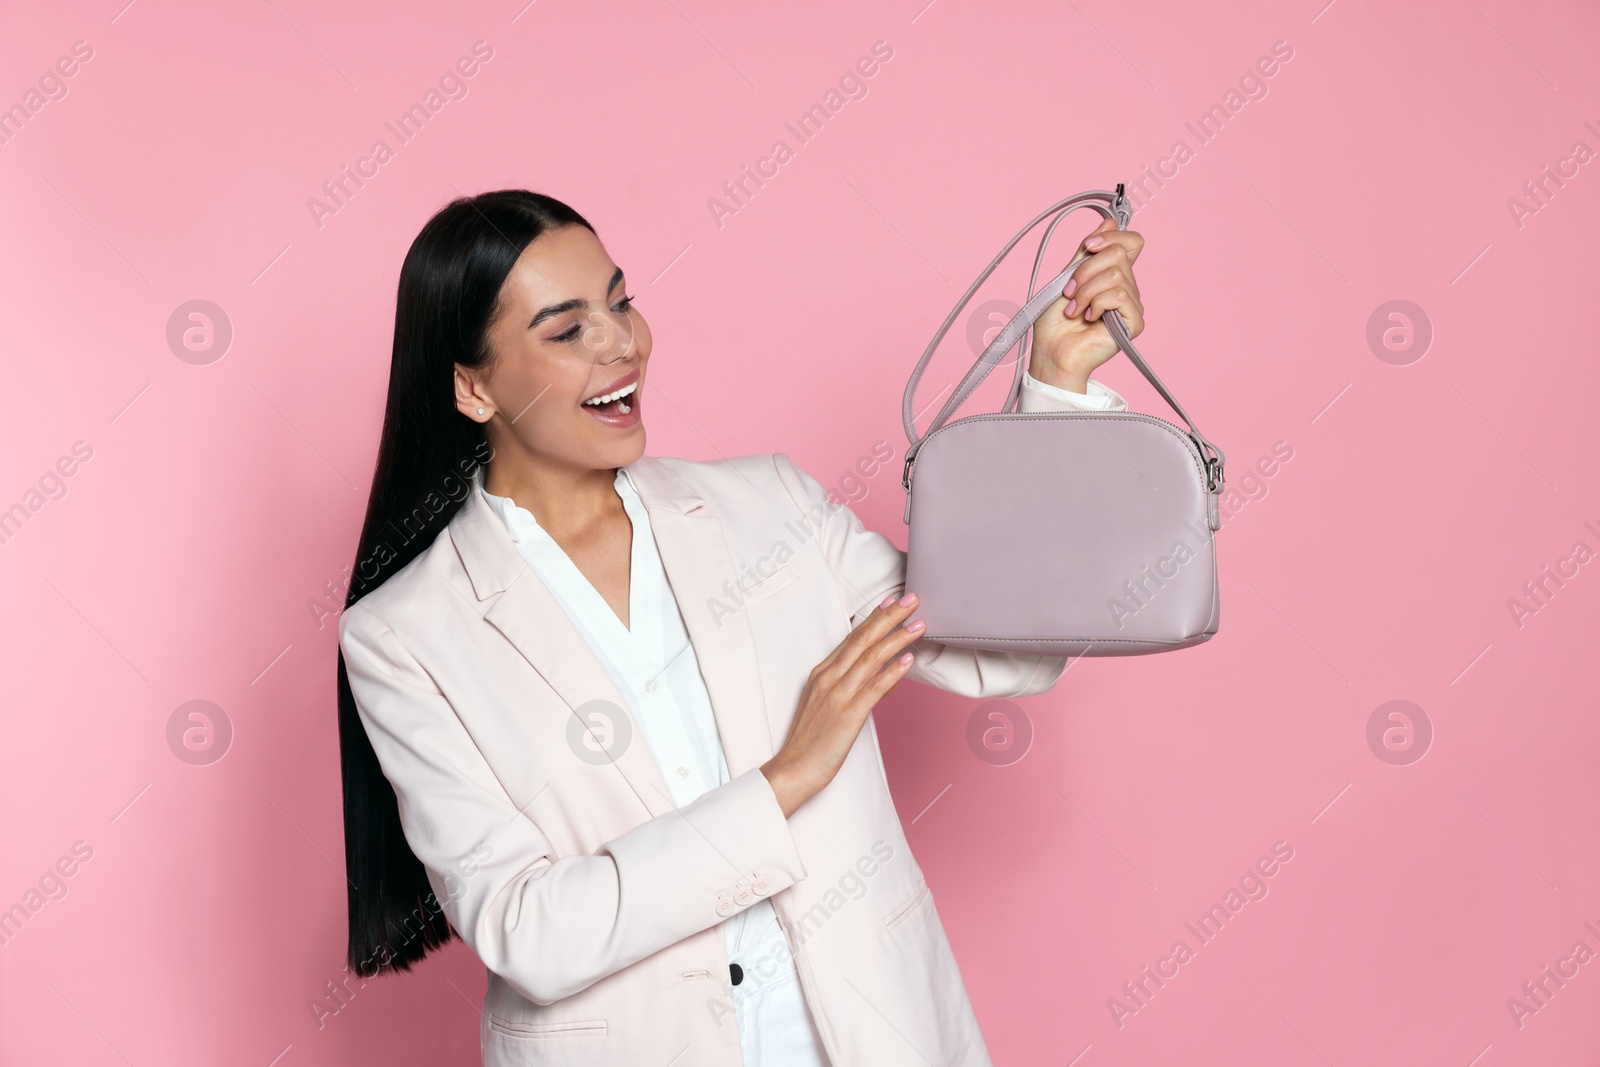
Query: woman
336,189,1144,1066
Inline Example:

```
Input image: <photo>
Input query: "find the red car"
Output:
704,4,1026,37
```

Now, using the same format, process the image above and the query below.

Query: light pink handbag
900,186,1226,656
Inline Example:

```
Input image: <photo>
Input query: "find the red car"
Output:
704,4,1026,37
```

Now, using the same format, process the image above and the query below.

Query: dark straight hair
336,189,594,977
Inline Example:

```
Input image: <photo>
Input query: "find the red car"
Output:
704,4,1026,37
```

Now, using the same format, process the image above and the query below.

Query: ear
454,364,493,422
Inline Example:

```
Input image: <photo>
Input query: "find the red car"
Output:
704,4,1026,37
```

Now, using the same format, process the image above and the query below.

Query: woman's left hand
1027,217,1146,394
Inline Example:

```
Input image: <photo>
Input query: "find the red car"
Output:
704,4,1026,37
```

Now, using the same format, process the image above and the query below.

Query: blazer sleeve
339,601,807,1006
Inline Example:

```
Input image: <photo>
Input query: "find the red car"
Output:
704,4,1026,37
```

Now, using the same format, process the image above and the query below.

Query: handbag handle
901,187,1225,494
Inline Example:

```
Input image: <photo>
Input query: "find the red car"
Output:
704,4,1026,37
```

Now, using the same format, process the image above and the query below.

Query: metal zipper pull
901,455,915,524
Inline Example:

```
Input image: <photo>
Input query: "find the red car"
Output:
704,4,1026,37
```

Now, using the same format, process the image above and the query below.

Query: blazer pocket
740,563,800,607
486,1015,608,1039
882,879,932,931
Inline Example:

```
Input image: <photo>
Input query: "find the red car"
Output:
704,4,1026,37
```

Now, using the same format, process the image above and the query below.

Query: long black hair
336,189,594,977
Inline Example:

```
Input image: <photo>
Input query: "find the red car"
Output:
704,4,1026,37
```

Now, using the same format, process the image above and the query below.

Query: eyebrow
528,267,625,329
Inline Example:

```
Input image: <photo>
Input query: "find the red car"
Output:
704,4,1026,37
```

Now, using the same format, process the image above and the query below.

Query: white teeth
617,401,631,414
583,381,638,406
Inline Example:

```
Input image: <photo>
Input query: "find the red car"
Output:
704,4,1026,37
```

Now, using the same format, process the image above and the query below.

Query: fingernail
1085,235,1104,249
1064,299,1077,316
879,593,898,610
898,592,917,608
1063,278,1077,298
906,618,926,632
898,652,914,665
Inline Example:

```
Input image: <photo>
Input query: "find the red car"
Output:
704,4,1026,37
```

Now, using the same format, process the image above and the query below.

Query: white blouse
475,369,1126,1065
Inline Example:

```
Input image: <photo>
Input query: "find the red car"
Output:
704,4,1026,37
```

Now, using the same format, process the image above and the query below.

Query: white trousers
730,917,831,1066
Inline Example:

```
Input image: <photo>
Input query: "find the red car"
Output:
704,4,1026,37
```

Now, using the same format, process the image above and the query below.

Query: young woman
336,190,1145,1066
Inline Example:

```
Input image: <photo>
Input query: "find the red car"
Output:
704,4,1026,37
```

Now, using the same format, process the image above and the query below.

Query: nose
578,307,634,366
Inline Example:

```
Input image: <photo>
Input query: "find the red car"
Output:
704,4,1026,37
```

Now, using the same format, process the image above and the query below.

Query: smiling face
455,224,652,475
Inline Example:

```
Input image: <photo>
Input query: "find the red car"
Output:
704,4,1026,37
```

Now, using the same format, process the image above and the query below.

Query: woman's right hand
759,592,924,818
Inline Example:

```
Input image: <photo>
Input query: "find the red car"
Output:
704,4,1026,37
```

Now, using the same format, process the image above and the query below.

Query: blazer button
715,896,734,917
734,886,753,905
752,878,771,896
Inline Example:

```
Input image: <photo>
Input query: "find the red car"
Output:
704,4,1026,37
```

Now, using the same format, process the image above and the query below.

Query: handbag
899,186,1226,657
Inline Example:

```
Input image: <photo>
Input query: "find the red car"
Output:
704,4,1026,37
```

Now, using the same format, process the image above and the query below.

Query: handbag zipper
902,410,1223,524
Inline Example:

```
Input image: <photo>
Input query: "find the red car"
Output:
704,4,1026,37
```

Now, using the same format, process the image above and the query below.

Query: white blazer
339,377,1127,1065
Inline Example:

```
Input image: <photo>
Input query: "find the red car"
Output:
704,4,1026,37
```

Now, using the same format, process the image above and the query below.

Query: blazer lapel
624,457,778,780
448,488,679,820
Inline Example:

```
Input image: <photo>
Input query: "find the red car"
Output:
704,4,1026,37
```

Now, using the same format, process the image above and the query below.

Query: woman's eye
549,296,630,343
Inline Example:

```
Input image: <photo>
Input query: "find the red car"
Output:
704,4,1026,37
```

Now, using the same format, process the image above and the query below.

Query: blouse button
676,766,690,779
644,679,659,693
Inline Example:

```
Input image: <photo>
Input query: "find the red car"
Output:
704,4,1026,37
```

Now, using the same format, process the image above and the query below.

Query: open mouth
580,374,641,423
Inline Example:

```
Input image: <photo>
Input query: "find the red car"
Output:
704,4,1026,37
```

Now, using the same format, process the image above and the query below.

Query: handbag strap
900,187,1225,494
999,194,1122,415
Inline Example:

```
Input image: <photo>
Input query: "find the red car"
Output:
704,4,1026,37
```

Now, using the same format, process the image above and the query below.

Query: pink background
2,0,1597,1063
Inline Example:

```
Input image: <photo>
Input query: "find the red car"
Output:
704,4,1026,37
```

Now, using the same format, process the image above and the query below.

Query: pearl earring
477,407,485,415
